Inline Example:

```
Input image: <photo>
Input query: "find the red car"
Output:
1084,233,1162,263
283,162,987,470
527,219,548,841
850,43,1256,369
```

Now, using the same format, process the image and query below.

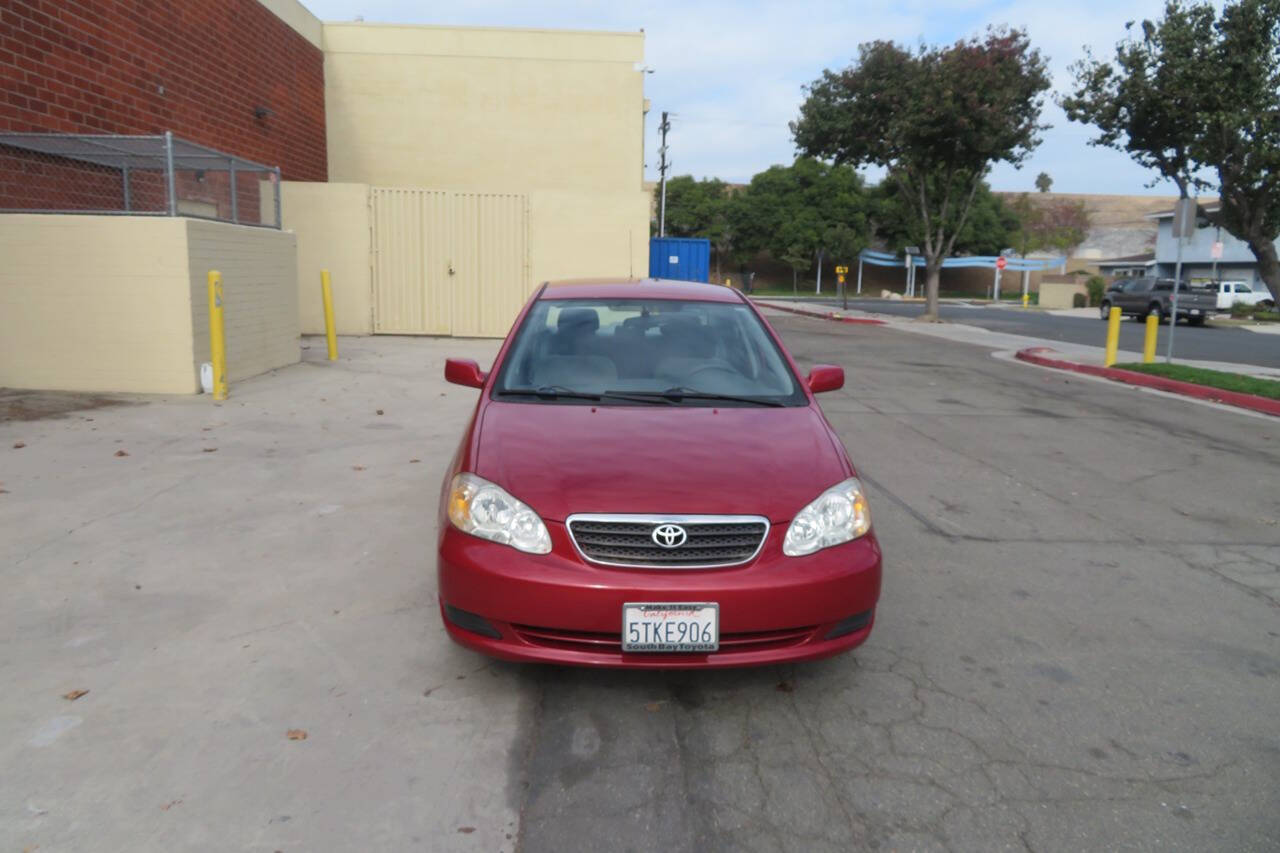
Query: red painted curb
1015,347,1280,417
753,300,886,326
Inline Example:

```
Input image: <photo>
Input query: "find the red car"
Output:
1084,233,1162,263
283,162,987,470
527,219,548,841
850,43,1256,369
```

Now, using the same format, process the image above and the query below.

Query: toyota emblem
651,523,687,548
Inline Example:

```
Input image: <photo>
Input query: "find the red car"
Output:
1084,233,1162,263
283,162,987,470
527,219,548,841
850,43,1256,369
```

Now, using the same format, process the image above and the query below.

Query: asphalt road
513,315,1280,853
3,325,1278,853
783,297,1280,369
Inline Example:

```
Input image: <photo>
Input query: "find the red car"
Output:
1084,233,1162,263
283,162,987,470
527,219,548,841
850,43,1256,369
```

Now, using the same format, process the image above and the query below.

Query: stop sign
995,256,1007,270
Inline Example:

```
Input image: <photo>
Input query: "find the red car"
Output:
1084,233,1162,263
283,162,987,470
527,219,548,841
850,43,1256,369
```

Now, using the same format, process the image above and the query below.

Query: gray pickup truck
1098,277,1218,326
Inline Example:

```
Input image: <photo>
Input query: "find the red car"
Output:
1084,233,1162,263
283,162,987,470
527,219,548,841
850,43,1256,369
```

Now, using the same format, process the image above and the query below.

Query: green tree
731,157,872,287
1035,172,1053,193
876,179,1022,258
1062,0,1280,300
792,28,1051,318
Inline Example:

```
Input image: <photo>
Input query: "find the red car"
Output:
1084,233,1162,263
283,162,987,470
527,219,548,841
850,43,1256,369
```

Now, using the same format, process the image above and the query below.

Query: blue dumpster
649,237,710,282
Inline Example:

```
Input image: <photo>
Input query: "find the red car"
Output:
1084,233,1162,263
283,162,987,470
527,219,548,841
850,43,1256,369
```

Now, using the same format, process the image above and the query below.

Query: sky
300,0,1184,196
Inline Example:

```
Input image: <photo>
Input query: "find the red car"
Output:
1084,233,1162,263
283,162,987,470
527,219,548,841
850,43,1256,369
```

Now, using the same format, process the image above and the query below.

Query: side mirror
806,364,844,394
445,358,487,389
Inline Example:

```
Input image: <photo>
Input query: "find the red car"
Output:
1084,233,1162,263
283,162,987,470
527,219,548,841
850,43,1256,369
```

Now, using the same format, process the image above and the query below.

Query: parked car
437,279,882,668
1098,277,1218,325
1206,280,1276,310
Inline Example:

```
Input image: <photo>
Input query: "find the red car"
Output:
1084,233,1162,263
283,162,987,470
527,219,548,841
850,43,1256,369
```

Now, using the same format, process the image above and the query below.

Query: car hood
473,402,850,522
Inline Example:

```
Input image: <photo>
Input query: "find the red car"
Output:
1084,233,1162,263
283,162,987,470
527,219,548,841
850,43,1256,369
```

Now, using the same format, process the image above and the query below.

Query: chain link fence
0,132,281,227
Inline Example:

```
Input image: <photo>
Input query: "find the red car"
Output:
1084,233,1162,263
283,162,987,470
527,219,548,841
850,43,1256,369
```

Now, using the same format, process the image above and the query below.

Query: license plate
622,603,718,652
1190,309,1201,315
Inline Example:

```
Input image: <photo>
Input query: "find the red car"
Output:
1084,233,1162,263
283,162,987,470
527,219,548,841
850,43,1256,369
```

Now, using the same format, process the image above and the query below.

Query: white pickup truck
1206,281,1276,309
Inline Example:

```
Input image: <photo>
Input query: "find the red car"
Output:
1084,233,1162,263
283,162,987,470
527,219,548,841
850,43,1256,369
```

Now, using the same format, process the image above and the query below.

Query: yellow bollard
1104,306,1121,367
207,270,228,400
1143,313,1159,363
320,269,338,361
1022,293,1030,308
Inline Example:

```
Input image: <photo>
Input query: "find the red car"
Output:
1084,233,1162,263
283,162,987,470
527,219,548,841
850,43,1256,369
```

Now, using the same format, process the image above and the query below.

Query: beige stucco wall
1039,280,1090,310
0,215,197,393
0,215,298,393
281,181,373,335
322,23,650,290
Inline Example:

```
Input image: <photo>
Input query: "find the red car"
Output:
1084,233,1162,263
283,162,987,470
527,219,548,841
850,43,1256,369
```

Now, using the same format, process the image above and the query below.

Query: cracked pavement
2,319,1277,852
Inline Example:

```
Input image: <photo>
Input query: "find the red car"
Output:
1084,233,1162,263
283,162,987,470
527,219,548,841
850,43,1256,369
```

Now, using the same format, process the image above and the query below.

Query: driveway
784,296,1280,369
2,323,1278,852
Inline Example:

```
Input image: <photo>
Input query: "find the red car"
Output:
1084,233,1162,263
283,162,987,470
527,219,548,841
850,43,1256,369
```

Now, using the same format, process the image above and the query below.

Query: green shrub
1230,301,1254,317
1086,275,1106,306
1072,292,1087,308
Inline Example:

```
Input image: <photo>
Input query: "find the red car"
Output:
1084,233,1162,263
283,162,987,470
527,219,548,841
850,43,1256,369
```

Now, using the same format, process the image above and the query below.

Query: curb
753,300,887,326
1014,347,1280,417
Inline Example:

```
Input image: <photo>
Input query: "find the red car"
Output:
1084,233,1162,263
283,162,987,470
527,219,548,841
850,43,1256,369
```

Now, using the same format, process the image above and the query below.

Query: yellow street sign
837,274,845,283
834,265,849,274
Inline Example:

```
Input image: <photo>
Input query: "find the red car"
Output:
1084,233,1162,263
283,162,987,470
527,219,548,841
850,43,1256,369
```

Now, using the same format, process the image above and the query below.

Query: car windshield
492,298,807,406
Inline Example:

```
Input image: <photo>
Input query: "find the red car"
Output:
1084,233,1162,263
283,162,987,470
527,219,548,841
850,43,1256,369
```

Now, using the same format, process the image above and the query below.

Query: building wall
322,23,650,290
281,181,373,335
0,214,298,393
0,0,327,204
186,219,299,383
0,215,197,392
1153,217,1280,288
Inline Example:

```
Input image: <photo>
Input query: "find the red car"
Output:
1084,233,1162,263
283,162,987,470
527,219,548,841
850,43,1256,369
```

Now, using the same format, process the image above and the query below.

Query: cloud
299,0,1193,193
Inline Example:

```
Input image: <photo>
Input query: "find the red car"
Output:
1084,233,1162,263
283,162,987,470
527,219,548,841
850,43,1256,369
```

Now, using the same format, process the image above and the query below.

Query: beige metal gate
370,187,530,337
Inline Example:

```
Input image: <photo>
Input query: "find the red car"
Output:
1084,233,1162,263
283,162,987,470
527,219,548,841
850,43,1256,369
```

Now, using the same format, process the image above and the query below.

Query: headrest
557,307,599,333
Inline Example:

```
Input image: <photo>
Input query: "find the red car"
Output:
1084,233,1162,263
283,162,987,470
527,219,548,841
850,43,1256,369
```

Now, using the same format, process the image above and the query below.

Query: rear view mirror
445,358,487,389
806,364,844,394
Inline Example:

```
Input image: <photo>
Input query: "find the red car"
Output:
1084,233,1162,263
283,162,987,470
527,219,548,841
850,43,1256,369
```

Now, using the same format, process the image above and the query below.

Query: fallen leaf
775,680,794,693
12,441,25,449
286,729,308,740
62,689,89,701
202,447,218,453
160,799,182,811
409,458,421,464
457,827,476,834
376,409,384,415
644,701,665,712
351,465,365,471
114,450,129,457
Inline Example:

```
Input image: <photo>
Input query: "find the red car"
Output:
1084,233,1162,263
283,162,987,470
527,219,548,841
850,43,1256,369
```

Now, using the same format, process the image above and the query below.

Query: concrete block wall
186,220,299,384
0,214,298,393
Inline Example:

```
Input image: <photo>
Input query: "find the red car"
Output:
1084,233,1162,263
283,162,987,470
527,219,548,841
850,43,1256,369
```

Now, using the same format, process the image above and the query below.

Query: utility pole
657,111,671,238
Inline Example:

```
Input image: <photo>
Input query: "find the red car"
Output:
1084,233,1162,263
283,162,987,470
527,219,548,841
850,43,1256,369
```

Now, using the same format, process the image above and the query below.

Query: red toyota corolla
437,279,881,668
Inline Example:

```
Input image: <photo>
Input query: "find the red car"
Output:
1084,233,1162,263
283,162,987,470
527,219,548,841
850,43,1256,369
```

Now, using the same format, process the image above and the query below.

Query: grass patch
1114,363,1280,400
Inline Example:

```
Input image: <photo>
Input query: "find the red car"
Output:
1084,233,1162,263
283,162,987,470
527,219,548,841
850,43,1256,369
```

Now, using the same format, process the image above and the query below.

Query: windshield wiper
496,386,672,404
623,387,787,407
495,385,600,401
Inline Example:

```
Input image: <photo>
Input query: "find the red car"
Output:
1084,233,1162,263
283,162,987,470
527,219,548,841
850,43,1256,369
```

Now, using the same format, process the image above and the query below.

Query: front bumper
437,521,882,669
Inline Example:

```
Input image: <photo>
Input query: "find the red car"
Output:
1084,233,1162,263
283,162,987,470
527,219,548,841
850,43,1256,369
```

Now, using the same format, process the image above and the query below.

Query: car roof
539,278,745,303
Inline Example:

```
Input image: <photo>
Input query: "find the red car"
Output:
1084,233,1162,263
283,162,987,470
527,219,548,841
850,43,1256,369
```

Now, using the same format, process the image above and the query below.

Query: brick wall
1,0,326,211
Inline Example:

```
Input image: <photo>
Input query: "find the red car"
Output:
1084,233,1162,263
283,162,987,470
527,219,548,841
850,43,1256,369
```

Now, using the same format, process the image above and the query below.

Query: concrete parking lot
3,318,1278,852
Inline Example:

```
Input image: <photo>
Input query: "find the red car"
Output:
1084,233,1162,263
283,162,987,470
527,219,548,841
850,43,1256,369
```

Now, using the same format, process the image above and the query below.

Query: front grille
566,514,769,568
513,623,815,654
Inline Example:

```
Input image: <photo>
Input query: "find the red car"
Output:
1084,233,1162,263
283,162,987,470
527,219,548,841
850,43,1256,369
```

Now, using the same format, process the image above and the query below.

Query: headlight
782,477,871,556
447,472,551,554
